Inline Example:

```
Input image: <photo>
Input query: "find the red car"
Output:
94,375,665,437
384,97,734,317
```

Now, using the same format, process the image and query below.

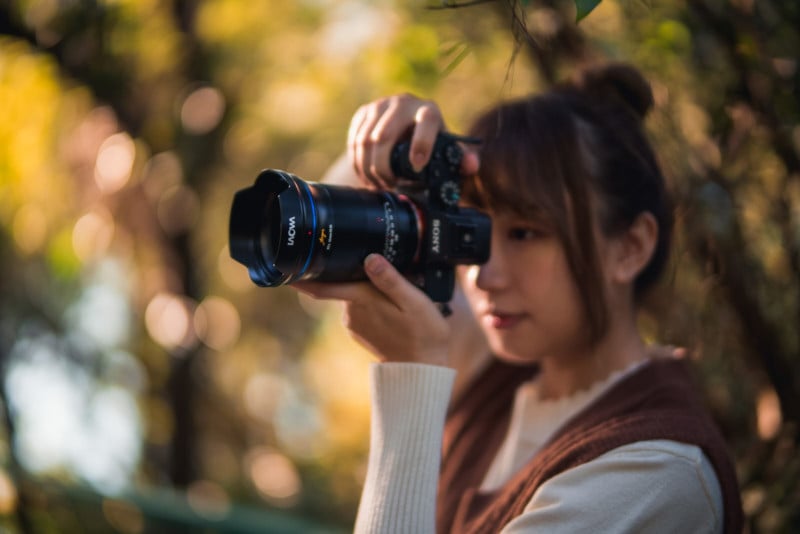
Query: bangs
462,96,583,231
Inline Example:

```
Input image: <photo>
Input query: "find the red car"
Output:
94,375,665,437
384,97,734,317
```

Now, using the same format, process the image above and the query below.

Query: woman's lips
484,311,525,329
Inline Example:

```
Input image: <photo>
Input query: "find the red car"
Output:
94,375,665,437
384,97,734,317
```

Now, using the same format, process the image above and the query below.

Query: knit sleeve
500,440,724,534
354,362,456,534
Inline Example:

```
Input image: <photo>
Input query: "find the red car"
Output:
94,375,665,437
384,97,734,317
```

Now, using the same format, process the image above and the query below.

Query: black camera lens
229,169,422,287
230,133,490,303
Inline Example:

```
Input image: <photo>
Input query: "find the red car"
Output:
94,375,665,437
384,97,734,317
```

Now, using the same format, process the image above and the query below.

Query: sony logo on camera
431,219,441,254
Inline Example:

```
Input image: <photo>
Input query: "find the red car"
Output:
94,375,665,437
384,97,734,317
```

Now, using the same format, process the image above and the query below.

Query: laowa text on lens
287,216,296,246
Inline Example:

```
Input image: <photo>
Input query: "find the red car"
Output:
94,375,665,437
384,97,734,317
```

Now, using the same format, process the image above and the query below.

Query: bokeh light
95,132,136,194
144,292,197,351
72,207,115,262
246,447,302,507
0,470,19,515
5,336,142,494
180,86,226,135
66,260,132,349
194,296,241,351
757,388,782,440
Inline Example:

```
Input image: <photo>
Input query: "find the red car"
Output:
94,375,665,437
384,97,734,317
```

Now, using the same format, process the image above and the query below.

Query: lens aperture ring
394,193,424,266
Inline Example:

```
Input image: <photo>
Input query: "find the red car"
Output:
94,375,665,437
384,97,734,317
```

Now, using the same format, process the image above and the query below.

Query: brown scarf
436,358,743,533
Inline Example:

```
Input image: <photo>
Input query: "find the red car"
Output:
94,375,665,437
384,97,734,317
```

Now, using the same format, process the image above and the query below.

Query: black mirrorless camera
228,132,491,304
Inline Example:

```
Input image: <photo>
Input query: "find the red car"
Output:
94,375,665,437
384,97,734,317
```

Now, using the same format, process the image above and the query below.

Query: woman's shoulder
548,440,723,520
507,440,723,533
593,438,723,500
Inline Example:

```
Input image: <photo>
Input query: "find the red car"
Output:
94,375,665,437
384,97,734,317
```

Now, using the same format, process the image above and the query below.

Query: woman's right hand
347,94,479,189
294,254,452,367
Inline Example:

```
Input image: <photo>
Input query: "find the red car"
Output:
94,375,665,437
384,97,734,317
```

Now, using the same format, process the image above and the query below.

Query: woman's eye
508,227,546,241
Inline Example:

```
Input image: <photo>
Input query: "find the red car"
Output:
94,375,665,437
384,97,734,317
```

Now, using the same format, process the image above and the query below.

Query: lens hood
229,169,316,287
229,171,280,286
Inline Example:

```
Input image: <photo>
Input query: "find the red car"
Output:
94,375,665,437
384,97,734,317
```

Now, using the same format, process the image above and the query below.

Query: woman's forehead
476,203,556,225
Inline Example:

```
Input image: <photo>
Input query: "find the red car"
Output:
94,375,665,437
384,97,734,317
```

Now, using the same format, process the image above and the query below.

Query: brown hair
463,63,672,342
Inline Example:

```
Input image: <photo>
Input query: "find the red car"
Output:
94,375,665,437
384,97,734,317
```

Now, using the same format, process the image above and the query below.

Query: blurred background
0,0,798,532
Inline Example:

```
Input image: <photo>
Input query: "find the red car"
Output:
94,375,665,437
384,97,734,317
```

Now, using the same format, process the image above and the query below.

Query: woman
296,63,743,533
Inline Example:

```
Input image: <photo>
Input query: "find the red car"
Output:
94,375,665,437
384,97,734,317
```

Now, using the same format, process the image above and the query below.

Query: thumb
363,254,423,309
460,148,480,176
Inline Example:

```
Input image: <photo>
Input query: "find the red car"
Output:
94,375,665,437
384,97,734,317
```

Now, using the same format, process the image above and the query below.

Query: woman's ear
611,211,658,284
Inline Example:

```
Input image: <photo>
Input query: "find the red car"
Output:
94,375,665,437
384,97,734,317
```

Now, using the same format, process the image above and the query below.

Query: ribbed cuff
354,363,456,534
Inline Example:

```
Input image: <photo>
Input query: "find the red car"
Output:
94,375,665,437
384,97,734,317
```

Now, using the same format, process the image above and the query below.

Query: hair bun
573,63,654,119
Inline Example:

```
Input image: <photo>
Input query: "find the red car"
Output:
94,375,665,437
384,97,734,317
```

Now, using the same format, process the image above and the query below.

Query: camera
228,132,491,303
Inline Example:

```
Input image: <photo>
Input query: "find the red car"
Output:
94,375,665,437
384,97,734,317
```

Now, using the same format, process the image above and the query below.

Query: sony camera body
389,133,489,302
228,132,491,304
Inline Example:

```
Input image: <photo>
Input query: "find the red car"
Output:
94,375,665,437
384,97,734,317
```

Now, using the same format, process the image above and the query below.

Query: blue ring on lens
297,179,317,277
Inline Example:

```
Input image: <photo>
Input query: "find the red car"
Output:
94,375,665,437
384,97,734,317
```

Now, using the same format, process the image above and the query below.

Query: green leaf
575,0,602,22
441,42,471,77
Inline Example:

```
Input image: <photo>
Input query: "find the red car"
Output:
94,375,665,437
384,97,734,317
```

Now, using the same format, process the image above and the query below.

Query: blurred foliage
0,0,798,532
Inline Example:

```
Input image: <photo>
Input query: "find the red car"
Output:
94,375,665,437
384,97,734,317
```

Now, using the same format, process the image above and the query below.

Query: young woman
296,63,743,533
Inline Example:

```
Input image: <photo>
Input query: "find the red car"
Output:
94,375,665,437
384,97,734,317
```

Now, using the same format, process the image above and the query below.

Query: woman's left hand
293,254,451,367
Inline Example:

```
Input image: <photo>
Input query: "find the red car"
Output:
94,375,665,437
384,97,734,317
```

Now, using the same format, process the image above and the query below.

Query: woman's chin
491,347,540,367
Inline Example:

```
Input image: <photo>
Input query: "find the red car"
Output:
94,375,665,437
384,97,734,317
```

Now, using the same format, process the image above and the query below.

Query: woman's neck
536,319,648,401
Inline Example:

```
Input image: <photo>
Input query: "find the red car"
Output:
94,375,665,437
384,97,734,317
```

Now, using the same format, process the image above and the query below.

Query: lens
262,195,280,260
229,169,421,287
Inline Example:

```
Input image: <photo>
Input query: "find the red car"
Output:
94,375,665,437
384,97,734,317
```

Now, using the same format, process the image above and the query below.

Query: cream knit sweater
354,362,723,534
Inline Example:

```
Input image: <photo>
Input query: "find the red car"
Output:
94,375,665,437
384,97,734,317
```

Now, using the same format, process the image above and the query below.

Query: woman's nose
475,237,508,291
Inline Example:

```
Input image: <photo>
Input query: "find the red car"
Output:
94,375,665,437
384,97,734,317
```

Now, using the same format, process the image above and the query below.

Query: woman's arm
355,363,455,534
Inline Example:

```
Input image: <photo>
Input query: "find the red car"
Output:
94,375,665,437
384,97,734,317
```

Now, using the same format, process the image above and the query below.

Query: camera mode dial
440,180,460,207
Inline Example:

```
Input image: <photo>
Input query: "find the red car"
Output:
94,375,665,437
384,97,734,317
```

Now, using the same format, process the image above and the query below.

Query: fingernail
411,151,426,173
364,254,385,275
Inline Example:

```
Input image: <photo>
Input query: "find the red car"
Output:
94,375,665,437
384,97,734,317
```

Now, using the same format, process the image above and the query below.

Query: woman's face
458,210,594,366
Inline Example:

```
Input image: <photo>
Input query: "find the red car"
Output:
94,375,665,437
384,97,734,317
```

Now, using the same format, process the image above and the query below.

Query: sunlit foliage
0,0,798,531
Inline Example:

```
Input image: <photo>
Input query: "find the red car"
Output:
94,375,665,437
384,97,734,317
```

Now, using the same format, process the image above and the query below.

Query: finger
347,105,369,181
363,253,428,310
347,104,368,151
352,100,391,188
292,280,370,302
460,146,480,177
409,103,444,172
370,96,419,183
